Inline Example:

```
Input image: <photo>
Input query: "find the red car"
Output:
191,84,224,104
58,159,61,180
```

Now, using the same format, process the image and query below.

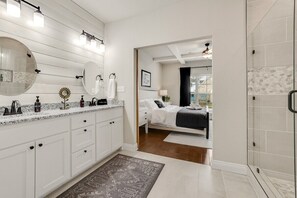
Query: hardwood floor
138,127,212,165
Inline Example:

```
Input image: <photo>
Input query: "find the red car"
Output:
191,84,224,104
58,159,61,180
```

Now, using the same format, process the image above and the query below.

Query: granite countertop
0,104,123,127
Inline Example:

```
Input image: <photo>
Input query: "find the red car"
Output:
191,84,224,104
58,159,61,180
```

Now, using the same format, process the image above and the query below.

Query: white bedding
151,105,182,127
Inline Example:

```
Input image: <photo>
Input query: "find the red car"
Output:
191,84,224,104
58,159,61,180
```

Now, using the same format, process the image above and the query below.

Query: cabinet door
0,142,35,198
35,133,70,198
96,121,112,161
112,118,123,151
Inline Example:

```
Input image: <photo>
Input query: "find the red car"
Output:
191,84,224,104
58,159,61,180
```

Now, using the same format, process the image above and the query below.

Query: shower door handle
288,90,297,113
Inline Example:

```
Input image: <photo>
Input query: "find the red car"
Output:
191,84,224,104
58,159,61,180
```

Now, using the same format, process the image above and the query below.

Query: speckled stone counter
0,102,124,126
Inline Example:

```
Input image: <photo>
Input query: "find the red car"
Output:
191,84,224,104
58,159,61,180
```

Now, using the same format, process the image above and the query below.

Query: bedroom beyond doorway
136,38,213,164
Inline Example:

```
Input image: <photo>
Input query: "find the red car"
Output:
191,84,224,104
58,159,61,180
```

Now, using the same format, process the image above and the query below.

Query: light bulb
99,43,105,52
33,9,44,27
7,0,21,17
80,33,87,45
91,39,97,48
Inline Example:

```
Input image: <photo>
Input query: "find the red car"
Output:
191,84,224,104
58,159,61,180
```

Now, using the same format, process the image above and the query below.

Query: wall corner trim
122,143,138,152
212,160,248,175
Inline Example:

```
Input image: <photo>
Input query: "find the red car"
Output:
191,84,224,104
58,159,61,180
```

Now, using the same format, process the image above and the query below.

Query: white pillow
145,99,159,110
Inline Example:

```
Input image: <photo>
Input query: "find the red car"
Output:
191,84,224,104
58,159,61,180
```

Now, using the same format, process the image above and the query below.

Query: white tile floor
49,150,258,198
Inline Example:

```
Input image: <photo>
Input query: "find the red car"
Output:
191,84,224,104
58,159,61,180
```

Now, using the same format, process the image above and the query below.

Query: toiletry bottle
34,96,41,112
80,95,84,107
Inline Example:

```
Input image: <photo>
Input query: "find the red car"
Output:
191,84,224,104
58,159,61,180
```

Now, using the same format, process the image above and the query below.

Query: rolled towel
107,79,117,99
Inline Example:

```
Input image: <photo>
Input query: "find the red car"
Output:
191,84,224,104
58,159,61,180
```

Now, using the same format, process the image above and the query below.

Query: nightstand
139,107,148,133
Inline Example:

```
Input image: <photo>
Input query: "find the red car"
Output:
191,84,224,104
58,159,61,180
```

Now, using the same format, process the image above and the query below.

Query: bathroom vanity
0,104,123,198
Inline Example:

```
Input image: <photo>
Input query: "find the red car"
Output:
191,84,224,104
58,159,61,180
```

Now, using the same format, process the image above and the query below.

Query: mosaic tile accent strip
248,66,293,95
57,154,164,198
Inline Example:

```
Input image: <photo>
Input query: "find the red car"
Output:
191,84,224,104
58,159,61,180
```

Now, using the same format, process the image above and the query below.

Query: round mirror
0,37,37,96
82,62,102,95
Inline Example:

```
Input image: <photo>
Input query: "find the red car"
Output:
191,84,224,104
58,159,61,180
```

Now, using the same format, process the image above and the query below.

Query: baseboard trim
212,160,248,175
122,143,138,152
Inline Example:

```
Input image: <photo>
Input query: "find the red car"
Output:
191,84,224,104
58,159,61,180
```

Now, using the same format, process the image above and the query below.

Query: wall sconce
79,30,105,52
6,0,44,27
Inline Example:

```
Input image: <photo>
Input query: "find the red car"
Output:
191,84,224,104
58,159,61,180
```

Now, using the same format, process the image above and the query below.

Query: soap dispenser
34,96,41,112
80,95,84,107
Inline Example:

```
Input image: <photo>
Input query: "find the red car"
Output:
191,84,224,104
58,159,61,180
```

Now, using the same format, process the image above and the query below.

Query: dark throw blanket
176,107,208,130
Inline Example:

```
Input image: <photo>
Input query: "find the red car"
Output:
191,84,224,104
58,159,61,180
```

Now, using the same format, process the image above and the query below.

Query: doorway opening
135,38,213,165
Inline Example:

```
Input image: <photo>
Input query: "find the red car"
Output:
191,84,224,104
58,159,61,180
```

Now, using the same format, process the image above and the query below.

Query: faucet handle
3,108,9,116
17,107,22,114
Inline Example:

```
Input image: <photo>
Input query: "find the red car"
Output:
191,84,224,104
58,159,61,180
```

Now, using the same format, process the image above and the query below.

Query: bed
140,99,210,139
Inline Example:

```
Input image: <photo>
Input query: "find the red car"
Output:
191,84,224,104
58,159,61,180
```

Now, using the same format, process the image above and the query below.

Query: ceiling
142,39,212,65
72,0,182,23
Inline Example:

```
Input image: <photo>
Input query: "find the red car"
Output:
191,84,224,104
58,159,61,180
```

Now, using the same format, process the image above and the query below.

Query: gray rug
57,154,164,198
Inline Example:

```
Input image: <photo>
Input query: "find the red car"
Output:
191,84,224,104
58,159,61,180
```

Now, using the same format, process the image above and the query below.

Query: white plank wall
0,0,105,106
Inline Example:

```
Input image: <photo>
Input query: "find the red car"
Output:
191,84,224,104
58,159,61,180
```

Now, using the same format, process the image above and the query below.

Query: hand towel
107,79,117,99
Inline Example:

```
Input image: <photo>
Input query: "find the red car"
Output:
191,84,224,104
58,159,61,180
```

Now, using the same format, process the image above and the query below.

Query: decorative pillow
154,100,165,108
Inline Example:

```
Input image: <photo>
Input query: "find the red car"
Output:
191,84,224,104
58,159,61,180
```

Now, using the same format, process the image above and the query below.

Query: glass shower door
247,0,296,197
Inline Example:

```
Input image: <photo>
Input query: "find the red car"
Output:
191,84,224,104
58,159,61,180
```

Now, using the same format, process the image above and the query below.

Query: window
191,74,213,107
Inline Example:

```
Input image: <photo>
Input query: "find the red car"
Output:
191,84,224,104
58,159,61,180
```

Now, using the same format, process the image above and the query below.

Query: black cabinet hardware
84,129,87,132
83,120,87,123
30,146,35,150
84,150,87,153
38,143,43,147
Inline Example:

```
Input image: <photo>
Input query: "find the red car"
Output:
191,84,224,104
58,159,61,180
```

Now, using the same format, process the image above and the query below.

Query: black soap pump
34,96,41,112
80,95,85,108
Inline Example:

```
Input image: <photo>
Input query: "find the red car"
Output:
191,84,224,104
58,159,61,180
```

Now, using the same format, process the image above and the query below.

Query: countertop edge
0,104,124,127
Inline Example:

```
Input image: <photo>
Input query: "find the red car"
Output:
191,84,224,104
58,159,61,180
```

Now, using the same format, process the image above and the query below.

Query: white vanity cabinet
70,113,96,176
96,107,123,161
0,106,124,198
35,132,70,198
0,142,35,198
0,117,70,198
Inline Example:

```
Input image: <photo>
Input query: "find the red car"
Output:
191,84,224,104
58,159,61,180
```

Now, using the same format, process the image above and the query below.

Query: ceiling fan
202,43,212,59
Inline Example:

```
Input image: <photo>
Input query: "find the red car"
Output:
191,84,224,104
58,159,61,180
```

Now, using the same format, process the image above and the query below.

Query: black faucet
90,97,97,106
3,100,22,116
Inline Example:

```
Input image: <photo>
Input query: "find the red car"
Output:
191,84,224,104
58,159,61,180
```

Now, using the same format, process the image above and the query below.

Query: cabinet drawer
0,117,69,151
72,145,95,176
72,125,95,153
96,107,123,123
71,113,95,130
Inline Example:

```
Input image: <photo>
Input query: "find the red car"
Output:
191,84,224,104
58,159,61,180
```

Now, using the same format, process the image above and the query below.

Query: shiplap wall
0,0,105,106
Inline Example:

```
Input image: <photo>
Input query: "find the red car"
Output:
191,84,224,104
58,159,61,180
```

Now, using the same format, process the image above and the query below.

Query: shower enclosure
247,0,296,197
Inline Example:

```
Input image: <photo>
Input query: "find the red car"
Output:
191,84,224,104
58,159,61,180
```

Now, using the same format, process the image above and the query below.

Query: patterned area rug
57,154,164,198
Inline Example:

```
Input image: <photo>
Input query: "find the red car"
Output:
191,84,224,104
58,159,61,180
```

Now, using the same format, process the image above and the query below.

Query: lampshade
33,9,44,27
80,33,87,45
160,90,168,96
99,43,105,52
7,0,21,17
91,39,97,48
